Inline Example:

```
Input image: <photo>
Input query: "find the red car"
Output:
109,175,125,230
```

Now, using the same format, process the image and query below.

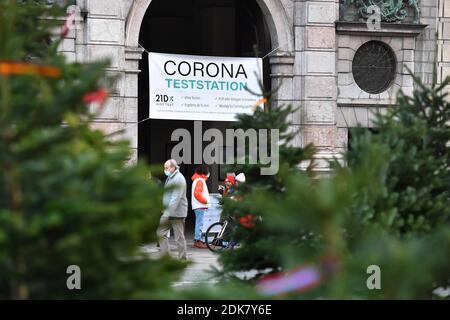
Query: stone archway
122,0,296,164
124,0,296,122
125,0,294,53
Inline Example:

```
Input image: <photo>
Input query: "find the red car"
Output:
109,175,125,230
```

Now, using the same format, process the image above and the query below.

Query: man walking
157,159,188,260
191,165,210,248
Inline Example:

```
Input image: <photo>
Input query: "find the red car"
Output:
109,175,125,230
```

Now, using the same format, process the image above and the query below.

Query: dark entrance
138,0,271,232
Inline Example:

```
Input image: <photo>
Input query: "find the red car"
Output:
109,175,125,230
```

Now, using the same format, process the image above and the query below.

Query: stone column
438,0,450,97
80,0,139,162
268,51,299,146
269,52,295,103
415,0,441,86
294,0,339,170
123,46,144,162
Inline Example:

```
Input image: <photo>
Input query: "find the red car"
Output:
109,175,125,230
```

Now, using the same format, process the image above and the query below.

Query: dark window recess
352,41,397,94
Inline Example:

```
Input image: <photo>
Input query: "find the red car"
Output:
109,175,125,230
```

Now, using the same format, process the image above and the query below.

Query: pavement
142,236,220,290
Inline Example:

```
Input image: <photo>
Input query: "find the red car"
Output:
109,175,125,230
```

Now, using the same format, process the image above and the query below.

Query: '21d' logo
155,94,174,103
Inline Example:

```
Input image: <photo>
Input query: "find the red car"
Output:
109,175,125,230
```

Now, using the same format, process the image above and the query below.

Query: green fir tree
212,63,450,298
0,0,184,299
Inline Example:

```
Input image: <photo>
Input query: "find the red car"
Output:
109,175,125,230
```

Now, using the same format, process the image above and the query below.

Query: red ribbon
83,88,108,105
0,61,61,78
239,214,256,229
61,10,77,38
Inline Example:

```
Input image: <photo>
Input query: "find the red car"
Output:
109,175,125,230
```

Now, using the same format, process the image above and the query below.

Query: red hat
225,175,235,185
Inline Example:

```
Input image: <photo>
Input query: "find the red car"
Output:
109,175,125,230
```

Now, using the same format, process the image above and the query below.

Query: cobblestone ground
143,236,220,290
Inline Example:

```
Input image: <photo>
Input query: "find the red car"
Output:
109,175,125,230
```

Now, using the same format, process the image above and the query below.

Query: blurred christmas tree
244,146,450,299
346,72,450,236
213,57,450,298
217,94,317,275
0,0,184,299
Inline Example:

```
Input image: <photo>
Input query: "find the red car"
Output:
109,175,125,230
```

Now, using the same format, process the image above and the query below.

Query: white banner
148,52,263,121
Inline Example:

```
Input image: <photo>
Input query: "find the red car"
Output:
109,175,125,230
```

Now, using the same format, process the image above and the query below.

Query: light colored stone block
354,107,368,127
303,125,336,147
337,60,351,73
307,27,335,49
123,123,138,149
402,49,414,62
445,1,450,17
122,73,139,98
338,107,358,127
293,76,304,100
394,72,402,86
286,125,303,148
336,106,346,127
88,19,122,43
272,77,293,101
288,105,302,125
379,90,390,100
307,3,336,24
58,39,75,52
442,67,450,80
442,23,450,39
443,44,450,62
88,45,119,68
294,51,306,75
403,37,415,50
338,73,353,86
388,38,403,52
338,35,353,48
303,101,335,123
358,90,370,99
338,83,361,99
294,1,307,26
90,97,120,120
306,52,335,74
305,76,336,99
336,128,348,148
402,75,414,86
295,27,305,51
88,0,121,17
280,0,295,26
338,47,355,61
122,98,138,123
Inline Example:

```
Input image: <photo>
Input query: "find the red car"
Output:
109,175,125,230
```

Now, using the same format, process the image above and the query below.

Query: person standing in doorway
191,165,210,249
157,159,188,260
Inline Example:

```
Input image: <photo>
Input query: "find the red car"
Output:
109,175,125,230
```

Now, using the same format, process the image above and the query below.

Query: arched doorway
137,0,272,232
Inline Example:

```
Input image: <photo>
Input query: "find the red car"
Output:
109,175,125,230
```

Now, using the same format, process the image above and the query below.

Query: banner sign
148,52,263,121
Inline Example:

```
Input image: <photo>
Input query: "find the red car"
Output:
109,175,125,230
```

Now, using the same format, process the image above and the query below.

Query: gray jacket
162,170,188,218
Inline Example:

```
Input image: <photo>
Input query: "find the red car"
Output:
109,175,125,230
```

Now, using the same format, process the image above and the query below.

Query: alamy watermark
170,121,279,175
66,265,81,290
366,265,381,290
366,5,381,31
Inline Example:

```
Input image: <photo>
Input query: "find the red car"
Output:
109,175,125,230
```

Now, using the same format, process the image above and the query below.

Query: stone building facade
59,0,449,170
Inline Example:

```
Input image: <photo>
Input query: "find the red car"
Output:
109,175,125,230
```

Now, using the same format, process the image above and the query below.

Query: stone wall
336,28,419,136
60,0,141,161
335,2,431,154
438,0,450,95
57,0,443,167
294,0,340,170
415,0,439,86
